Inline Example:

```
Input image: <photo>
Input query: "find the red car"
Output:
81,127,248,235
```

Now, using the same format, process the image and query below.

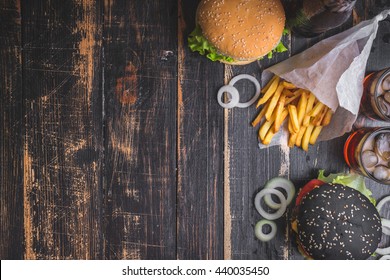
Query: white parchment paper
259,9,390,148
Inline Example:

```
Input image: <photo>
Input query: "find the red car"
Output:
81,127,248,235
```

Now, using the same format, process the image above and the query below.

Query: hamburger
292,180,382,260
188,0,288,65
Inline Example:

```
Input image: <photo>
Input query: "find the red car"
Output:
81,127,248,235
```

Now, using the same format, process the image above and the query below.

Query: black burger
292,180,382,260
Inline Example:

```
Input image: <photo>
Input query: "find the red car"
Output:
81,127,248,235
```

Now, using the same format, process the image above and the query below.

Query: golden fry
288,133,298,147
297,91,308,125
265,83,284,121
256,76,280,107
288,104,300,133
295,126,307,147
302,124,314,151
259,108,287,140
306,93,316,113
288,117,294,134
262,128,275,145
308,101,325,117
259,118,275,141
285,90,303,105
321,108,333,126
282,81,297,89
302,93,316,127
273,94,286,131
310,126,323,145
261,75,277,94
251,102,270,127
312,107,327,126
274,107,288,132
282,89,295,97
302,116,311,127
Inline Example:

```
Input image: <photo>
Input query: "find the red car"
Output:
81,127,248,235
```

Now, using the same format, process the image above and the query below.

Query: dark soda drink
361,68,390,122
344,127,390,185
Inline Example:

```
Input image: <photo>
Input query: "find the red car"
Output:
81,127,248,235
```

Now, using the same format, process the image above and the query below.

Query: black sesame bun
293,182,382,260
196,0,286,64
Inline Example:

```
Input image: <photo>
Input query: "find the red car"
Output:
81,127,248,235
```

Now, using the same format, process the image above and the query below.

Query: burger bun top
196,0,286,62
296,183,382,260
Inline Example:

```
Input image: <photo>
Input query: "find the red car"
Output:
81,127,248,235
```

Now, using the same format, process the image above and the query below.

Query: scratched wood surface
0,0,24,259
103,0,177,259
0,0,389,260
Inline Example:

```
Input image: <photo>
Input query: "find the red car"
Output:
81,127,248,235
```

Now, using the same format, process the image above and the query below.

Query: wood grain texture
0,0,24,260
0,0,389,260
225,61,293,260
177,0,225,260
103,0,177,260
22,0,104,259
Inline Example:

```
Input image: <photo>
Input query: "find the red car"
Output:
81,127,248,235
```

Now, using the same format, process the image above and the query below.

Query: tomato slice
295,179,324,206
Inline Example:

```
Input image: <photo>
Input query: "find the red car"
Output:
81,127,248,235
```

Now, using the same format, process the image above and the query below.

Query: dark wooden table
1,0,390,260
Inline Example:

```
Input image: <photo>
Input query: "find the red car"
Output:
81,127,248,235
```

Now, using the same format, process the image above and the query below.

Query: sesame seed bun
296,183,382,260
196,0,286,63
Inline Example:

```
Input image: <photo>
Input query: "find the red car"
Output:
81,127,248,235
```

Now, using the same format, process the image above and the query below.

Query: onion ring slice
254,219,277,242
376,246,390,256
217,85,239,109
377,196,390,214
254,188,287,220
228,74,261,108
379,255,390,260
382,219,390,235
263,177,295,209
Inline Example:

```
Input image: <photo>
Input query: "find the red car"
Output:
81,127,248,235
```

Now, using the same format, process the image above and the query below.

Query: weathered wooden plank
103,0,177,259
22,0,104,259
176,0,224,259
0,0,24,260
364,0,390,72
225,47,293,259
224,0,293,258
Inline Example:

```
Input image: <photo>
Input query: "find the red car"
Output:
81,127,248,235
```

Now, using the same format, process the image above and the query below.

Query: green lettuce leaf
317,170,376,205
188,25,288,63
188,25,234,63
267,40,288,59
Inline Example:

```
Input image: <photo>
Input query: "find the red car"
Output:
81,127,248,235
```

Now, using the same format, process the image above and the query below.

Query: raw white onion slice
254,219,277,242
379,255,390,260
264,177,295,209
377,196,390,236
376,246,390,256
217,85,240,109
377,195,390,213
254,188,287,220
228,74,261,108
382,219,390,235
376,195,390,212
382,219,390,228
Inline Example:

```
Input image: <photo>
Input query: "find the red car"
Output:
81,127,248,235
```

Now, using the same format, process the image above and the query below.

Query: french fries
288,105,300,133
265,84,284,121
253,75,334,150
256,76,280,107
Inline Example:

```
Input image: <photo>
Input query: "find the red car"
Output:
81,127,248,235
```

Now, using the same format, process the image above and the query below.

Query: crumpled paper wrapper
259,9,390,148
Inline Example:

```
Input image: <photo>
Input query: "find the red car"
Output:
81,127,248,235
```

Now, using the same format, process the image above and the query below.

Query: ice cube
361,150,378,169
377,96,390,116
384,92,390,104
373,165,390,181
374,133,390,161
382,75,390,91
